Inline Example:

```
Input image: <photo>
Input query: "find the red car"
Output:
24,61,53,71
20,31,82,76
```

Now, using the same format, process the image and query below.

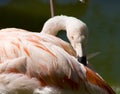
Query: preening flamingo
41,15,88,65
0,27,115,94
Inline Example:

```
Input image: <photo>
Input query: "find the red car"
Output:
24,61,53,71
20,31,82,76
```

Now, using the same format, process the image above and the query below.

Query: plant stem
50,0,55,17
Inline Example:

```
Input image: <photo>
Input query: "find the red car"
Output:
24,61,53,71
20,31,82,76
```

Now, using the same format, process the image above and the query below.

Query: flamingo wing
0,28,115,94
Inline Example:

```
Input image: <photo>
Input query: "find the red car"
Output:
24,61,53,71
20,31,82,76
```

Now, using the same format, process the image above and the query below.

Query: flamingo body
0,28,115,94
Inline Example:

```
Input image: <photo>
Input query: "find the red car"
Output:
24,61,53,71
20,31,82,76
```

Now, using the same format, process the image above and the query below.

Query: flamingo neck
41,16,67,35
41,15,88,66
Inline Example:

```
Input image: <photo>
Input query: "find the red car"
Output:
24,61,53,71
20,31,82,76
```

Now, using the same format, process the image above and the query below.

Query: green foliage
0,0,88,31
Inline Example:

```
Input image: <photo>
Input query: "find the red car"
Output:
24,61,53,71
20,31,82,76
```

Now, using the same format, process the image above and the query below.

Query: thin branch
50,0,55,17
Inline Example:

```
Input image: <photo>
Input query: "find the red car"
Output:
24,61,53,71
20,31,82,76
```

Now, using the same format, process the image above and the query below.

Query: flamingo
0,27,115,93
41,15,88,65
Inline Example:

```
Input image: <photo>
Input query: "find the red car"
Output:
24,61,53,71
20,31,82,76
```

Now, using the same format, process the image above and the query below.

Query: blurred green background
0,0,120,93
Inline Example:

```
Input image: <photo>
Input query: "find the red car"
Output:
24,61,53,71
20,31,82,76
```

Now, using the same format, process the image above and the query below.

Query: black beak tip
77,55,87,66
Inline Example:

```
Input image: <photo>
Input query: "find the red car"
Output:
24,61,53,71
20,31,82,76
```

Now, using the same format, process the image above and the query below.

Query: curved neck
41,15,88,65
41,16,68,35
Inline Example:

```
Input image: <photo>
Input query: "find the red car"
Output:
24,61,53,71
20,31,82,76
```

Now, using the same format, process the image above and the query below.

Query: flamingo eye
71,36,74,40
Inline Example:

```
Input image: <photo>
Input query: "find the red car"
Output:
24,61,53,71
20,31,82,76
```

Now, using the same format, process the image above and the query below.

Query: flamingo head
66,18,88,65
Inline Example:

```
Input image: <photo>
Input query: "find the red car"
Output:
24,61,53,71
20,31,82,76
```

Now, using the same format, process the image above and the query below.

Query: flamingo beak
75,43,87,66
77,55,87,66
